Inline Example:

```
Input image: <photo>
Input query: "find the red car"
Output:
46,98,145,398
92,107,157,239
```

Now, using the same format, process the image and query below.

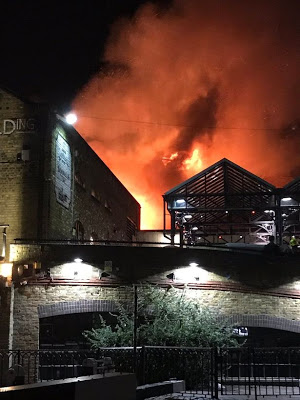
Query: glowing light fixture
74,258,82,263
0,263,13,278
192,226,198,231
282,197,292,201
176,199,185,204
100,271,111,279
184,214,192,219
65,113,77,125
189,262,198,267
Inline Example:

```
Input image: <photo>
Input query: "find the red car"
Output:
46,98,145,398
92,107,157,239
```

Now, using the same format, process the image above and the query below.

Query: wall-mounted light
189,262,198,267
174,265,209,283
52,262,95,280
192,226,198,231
100,271,111,279
0,263,13,279
65,113,77,125
184,214,192,220
282,197,292,201
74,258,82,263
166,272,175,280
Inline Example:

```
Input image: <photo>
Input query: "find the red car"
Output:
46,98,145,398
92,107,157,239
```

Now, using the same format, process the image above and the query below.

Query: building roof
164,158,276,196
163,158,281,229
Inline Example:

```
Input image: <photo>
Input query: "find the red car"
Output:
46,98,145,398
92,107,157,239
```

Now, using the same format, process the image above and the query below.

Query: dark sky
0,0,171,110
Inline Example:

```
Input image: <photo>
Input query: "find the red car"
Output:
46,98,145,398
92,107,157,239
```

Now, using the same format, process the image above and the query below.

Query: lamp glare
189,262,198,267
65,113,77,125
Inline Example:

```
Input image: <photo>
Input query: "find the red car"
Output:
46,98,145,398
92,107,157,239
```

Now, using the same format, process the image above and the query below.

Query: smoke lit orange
73,0,300,229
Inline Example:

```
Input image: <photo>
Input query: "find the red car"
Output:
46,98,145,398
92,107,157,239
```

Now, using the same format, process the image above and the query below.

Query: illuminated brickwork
9,283,300,350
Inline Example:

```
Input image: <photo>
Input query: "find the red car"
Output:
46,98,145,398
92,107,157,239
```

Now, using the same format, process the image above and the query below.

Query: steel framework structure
163,159,300,246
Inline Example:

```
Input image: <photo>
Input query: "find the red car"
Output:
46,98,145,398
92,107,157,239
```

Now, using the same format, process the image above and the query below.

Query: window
73,221,84,241
126,217,137,241
75,173,86,189
91,189,101,203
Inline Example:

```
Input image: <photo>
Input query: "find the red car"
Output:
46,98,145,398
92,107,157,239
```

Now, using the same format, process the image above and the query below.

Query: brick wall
0,87,140,250
10,282,300,350
11,285,132,349
44,119,140,241
0,89,46,260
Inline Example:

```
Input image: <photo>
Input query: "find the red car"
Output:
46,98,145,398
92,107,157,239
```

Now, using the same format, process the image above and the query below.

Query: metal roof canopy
163,158,300,246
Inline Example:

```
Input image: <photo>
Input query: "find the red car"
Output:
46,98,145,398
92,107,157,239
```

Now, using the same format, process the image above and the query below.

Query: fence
0,347,300,398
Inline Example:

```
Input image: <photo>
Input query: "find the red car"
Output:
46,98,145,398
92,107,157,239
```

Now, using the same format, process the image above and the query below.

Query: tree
83,285,239,348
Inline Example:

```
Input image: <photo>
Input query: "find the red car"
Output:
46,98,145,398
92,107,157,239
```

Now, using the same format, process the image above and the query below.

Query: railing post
247,347,252,396
213,347,219,399
140,346,146,385
252,347,258,400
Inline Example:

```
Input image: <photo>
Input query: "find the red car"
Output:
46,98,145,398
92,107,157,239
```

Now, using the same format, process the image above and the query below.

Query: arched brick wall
38,299,118,318
38,300,300,334
11,285,300,350
225,314,300,334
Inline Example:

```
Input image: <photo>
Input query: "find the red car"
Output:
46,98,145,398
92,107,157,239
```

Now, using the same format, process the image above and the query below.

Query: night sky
1,0,171,110
1,0,300,228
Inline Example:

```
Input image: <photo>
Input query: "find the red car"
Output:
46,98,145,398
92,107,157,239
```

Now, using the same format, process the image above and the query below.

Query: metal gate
217,347,300,398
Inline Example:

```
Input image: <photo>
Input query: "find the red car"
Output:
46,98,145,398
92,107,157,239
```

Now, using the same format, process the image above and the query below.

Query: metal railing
1,347,300,398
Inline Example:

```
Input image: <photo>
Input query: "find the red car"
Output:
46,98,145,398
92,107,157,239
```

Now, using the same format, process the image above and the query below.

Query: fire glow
73,1,300,229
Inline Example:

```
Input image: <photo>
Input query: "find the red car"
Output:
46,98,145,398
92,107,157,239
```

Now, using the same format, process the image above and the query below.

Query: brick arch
225,314,300,334
38,300,118,318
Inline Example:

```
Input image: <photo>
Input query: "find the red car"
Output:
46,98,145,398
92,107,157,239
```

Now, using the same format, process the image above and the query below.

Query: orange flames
73,0,300,229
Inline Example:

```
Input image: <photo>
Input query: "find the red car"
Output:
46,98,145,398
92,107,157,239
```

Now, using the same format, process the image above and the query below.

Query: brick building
0,88,299,358
0,86,140,261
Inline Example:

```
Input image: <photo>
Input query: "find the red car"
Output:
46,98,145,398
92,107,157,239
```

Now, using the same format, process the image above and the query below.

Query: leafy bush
83,285,238,348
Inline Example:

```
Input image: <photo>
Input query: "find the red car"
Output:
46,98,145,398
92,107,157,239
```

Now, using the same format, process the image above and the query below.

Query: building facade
0,87,140,259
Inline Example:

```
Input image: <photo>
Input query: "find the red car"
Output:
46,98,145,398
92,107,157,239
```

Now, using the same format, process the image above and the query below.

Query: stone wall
44,119,140,241
0,89,46,260
0,87,140,256
10,283,300,350
11,285,132,349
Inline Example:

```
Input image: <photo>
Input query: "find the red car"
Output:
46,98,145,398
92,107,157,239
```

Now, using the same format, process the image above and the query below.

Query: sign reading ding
0,118,37,135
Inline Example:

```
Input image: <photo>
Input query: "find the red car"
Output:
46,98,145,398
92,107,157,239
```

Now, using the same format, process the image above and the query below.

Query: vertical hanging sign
55,131,72,208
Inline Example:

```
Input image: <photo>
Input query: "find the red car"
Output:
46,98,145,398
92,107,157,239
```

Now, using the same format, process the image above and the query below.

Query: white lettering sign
55,132,72,208
0,118,37,135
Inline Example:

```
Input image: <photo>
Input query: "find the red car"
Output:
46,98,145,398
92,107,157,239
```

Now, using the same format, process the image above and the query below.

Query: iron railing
0,347,300,398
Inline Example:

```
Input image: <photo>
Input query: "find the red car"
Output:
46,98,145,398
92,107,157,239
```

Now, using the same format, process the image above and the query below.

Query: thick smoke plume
73,0,300,229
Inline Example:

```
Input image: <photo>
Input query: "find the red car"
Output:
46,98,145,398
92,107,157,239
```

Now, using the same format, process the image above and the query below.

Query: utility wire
76,114,292,131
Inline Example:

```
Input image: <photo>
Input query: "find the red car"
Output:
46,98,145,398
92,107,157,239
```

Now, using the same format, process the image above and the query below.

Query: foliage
83,285,239,348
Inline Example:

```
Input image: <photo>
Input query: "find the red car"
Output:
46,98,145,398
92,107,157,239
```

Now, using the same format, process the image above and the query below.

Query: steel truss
163,159,300,246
